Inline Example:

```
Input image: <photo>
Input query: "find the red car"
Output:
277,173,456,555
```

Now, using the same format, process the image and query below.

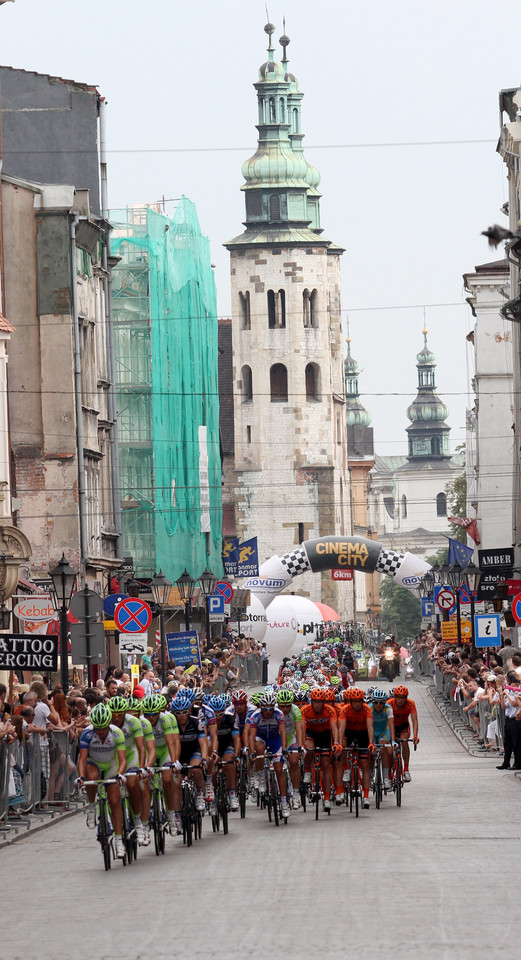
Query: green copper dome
406,328,451,460
345,339,372,427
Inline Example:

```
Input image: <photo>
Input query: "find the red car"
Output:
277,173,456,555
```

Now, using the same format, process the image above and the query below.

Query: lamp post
176,569,196,632
447,561,464,644
150,570,172,686
50,554,77,693
198,568,218,646
465,561,482,659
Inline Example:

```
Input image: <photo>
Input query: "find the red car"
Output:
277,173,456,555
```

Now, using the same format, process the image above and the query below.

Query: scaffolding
111,199,223,581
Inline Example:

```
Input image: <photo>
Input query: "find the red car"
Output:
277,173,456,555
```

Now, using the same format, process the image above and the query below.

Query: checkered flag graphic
375,548,405,577
280,547,311,579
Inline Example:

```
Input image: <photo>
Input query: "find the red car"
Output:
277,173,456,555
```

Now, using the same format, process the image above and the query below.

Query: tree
379,576,421,641
425,547,448,567
445,443,467,543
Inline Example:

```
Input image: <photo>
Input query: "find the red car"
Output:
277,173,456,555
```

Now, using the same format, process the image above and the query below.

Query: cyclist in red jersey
301,689,339,812
387,685,419,781
337,688,374,809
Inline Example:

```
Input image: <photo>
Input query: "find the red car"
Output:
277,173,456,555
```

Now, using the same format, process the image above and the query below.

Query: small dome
344,338,358,374
346,403,372,428
242,142,311,187
406,399,449,423
258,59,286,82
417,328,435,365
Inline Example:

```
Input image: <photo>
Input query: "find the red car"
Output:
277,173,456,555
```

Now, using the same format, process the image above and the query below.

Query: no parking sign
511,592,521,625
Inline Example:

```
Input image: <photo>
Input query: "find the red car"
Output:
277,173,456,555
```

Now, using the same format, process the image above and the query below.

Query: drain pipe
99,96,122,557
70,212,88,575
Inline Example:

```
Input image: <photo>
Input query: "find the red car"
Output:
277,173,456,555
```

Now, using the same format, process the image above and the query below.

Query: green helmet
299,658,308,668
329,676,341,686
108,696,130,713
300,682,310,693
90,702,112,728
127,697,143,713
250,692,262,706
276,689,294,704
143,694,167,714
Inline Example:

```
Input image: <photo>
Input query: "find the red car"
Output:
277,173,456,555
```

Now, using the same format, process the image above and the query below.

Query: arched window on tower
269,194,280,221
269,97,276,122
270,363,288,402
431,436,441,456
305,363,320,401
303,289,319,328
279,98,285,123
401,495,407,519
436,492,447,517
293,107,299,132
268,289,286,328
241,365,253,403
258,98,265,124
239,291,251,330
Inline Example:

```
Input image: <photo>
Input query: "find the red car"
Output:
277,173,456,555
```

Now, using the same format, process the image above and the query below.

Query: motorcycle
404,659,414,680
379,647,400,682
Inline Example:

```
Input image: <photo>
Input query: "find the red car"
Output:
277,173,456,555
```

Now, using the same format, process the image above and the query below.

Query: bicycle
391,739,417,807
80,778,125,871
237,752,248,819
179,763,203,847
149,765,173,856
308,747,332,820
211,757,236,835
256,750,287,826
371,745,384,809
298,752,307,812
345,743,362,818
120,778,138,863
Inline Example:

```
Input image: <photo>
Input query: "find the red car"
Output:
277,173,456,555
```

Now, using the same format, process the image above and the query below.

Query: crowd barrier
0,729,82,839
432,666,505,750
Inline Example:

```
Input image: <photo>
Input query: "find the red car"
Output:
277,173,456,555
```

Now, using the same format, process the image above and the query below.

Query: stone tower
224,24,352,616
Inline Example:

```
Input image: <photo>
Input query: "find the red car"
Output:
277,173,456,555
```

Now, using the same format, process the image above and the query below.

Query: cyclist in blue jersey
244,691,289,817
370,689,396,790
230,688,251,745
192,689,218,803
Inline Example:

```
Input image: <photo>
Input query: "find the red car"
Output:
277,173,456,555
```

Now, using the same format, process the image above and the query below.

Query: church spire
406,327,451,460
345,337,373,457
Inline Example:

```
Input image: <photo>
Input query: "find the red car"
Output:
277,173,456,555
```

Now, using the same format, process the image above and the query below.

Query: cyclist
276,688,305,809
300,688,339,812
337,688,374,809
192,689,218,804
209,694,241,810
171,692,208,821
142,694,181,835
387,685,419,781
108,696,147,845
127,695,156,845
370,689,396,790
230,688,251,745
78,702,127,859
244,691,290,817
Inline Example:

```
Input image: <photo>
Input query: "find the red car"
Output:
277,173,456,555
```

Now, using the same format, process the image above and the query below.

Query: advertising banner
237,537,259,577
0,634,58,671
392,552,432,591
304,536,382,572
244,554,293,608
166,630,201,668
222,537,239,577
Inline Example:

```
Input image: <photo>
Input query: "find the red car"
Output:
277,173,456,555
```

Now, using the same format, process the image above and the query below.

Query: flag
222,537,239,576
447,537,475,568
237,537,259,577
447,517,481,545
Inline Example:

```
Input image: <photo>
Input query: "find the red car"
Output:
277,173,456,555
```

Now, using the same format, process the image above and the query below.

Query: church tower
406,328,451,460
224,23,352,616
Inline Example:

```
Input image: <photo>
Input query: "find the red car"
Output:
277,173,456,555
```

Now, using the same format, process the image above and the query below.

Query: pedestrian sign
114,598,152,633
474,613,501,648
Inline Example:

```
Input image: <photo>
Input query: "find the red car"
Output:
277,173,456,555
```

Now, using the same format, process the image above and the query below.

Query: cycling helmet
394,685,409,697
259,692,277,709
324,688,336,702
335,689,344,703
329,676,341,686
276,689,294,705
171,694,193,712
184,688,197,701
223,693,232,705
232,688,248,703
209,694,227,713
300,682,310,693
282,667,291,676
250,692,262,706
294,670,303,680
143,694,167,714
310,688,329,701
192,687,204,701
294,690,308,705
372,688,387,702
128,697,143,714
90,702,112,728
349,688,365,701
107,696,129,714
299,659,308,668
342,688,353,701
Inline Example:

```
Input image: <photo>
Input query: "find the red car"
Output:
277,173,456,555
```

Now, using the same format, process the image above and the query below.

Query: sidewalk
0,802,84,849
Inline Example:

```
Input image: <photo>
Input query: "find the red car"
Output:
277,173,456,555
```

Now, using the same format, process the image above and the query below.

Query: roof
473,259,509,274
0,64,98,94
0,313,15,333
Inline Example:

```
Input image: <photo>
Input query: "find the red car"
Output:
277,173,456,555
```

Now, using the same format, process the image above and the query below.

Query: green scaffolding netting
111,198,223,582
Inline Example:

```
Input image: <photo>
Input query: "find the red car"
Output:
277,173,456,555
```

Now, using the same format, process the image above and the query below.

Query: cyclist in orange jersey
337,688,374,809
387,685,419,781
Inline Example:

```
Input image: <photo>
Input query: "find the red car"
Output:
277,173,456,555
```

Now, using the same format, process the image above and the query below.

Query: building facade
223,24,352,617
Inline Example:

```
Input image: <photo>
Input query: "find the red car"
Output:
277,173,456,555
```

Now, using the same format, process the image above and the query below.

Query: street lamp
447,561,464,643
49,554,77,693
198,569,218,645
176,569,196,631
465,561,482,658
150,570,172,686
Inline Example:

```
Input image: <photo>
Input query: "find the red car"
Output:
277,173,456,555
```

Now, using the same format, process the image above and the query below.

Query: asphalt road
3,681,520,960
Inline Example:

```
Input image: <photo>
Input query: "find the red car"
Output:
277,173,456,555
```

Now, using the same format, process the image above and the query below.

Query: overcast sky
1,0,516,456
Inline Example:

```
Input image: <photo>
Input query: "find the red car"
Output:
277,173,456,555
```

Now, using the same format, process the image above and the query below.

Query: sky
0,0,516,455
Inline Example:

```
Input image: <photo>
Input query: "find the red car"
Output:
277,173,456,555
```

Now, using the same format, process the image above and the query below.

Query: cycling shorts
305,728,332,751
218,744,235,758
287,741,299,752
343,729,369,752
154,745,172,768
395,724,410,739
86,757,118,779
255,733,283,759
180,741,202,765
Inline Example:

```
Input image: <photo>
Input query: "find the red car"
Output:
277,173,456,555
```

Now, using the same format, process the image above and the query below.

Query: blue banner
237,537,259,577
222,537,239,577
166,630,201,668
447,537,474,568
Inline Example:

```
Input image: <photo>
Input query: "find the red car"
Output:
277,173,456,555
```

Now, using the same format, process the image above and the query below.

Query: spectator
497,672,521,770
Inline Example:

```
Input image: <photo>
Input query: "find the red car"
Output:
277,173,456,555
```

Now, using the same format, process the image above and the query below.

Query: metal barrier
421,647,432,676
47,729,78,807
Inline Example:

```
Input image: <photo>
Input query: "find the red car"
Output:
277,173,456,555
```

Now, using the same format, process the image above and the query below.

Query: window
401,495,407,518
292,107,299,133
269,97,276,122
239,291,251,329
269,194,280,221
436,492,447,517
305,363,320,401
279,98,285,123
246,425,251,444
303,289,318,328
268,289,286,328
431,436,441,456
241,365,253,402
270,363,288,402
336,413,342,444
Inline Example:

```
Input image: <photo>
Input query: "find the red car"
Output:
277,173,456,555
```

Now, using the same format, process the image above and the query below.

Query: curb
0,804,83,849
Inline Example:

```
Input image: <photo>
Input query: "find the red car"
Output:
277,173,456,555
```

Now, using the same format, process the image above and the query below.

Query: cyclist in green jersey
77,703,127,859
142,694,181,835
127,696,156,845
276,689,305,809
108,697,148,845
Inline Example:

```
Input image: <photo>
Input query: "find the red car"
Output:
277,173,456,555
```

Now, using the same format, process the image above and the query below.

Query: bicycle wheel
217,773,229,836
181,784,193,847
158,793,166,854
121,797,134,864
395,758,402,808
314,767,321,821
299,762,307,812
352,765,360,819
238,759,247,819
269,771,279,827
98,799,112,871
375,760,382,810
152,789,162,856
